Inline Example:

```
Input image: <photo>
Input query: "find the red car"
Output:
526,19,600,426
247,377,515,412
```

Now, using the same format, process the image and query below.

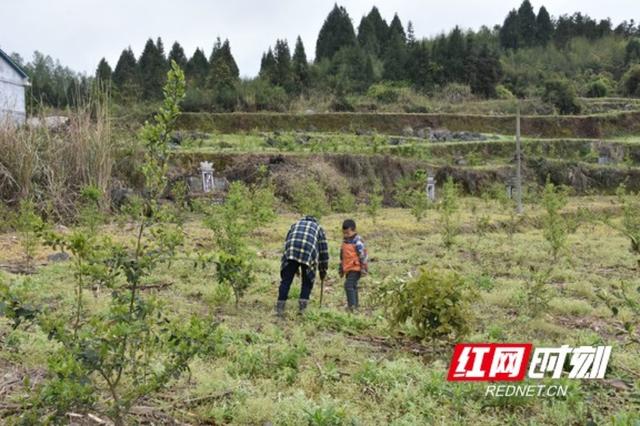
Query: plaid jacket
281,216,329,273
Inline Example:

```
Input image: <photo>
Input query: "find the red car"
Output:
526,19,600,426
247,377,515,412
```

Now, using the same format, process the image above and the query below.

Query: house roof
0,48,29,80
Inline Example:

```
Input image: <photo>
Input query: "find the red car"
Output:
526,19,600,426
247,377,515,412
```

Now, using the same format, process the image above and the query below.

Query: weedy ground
0,197,639,425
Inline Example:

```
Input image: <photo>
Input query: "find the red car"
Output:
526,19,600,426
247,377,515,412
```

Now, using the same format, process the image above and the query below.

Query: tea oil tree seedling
439,176,460,248
378,268,475,344
16,199,45,270
541,177,569,261
366,180,384,224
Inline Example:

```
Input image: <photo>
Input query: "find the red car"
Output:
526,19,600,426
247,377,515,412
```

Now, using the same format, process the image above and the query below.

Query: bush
367,83,401,104
495,84,515,100
379,268,474,342
621,65,640,97
542,79,581,114
437,83,473,103
290,178,329,220
584,78,611,98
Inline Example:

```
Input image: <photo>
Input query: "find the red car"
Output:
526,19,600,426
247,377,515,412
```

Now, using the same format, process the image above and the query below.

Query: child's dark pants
278,260,315,301
344,271,361,308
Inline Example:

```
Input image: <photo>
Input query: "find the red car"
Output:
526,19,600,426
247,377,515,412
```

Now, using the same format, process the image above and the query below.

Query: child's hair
342,219,356,230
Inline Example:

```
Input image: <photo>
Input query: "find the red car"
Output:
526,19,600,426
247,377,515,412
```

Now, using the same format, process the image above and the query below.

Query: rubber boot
298,299,309,315
275,300,286,318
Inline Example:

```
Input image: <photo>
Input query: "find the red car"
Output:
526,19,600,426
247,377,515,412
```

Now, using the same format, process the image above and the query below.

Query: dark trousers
278,260,315,301
344,271,361,308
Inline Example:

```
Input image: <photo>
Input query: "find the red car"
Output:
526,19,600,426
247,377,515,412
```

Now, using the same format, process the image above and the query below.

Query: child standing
339,219,368,312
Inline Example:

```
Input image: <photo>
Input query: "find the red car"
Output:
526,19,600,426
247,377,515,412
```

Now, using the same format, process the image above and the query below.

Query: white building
0,48,29,125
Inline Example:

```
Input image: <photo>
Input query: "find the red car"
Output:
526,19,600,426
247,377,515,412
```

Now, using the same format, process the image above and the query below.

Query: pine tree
168,41,187,69
535,6,554,46
407,21,416,45
367,6,389,53
357,15,379,55
517,0,537,47
95,58,112,83
382,30,407,81
186,48,209,87
499,9,520,49
209,38,239,81
315,4,357,61
292,36,309,93
112,47,139,101
446,26,466,83
388,14,407,44
113,47,137,88
406,42,433,89
470,45,502,98
138,38,167,99
208,38,239,89
259,48,277,82
273,39,293,91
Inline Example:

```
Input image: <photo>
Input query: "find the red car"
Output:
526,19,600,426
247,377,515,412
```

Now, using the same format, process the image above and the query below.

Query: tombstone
597,155,610,165
426,175,436,201
200,161,215,193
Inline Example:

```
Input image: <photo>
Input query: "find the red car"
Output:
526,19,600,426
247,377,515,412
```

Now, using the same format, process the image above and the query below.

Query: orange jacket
340,235,368,274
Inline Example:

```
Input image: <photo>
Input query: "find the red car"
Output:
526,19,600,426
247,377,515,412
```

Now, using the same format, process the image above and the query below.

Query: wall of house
0,58,27,125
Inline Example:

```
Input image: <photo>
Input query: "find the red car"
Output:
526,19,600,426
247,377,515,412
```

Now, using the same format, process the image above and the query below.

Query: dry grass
0,94,113,220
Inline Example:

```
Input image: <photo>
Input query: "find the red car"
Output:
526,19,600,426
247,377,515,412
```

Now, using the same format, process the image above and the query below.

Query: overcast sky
1,0,638,78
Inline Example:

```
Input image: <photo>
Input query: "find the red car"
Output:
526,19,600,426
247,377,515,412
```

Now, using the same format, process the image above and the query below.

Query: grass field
1,196,639,424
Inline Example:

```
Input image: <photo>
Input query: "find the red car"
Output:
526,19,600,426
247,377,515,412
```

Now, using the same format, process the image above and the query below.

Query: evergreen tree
168,41,188,70
112,47,139,101
406,42,433,89
292,36,309,93
259,48,277,82
388,14,407,44
535,6,554,46
500,9,520,49
517,0,537,47
625,38,640,65
273,39,293,91
138,38,167,99
470,45,502,98
331,46,373,93
445,26,466,83
315,4,357,61
95,58,112,83
367,6,389,52
186,48,209,86
407,21,416,45
113,47,137,88
357,15,380,55
382,30,407,81
209,38,239,80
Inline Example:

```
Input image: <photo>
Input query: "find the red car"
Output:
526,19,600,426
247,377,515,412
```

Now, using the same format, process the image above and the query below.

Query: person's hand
339,271,344,278
319,270,327,280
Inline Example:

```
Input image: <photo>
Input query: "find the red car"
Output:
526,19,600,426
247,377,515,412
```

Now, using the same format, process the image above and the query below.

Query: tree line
11,1,640,112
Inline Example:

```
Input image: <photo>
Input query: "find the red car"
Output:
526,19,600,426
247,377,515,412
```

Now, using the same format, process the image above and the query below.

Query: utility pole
515,101,523,214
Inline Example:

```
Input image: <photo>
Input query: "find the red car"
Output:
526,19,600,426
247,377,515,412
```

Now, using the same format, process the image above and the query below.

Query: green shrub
439,177,460,248
378,268,474,342
290,178,330,219
332,189,357,213
16,199,44,269
367,83,401,104
542,79,581,114
584,78,611,98
541,178,569,261
365,181,384,223
495,84,515,100
621,64,640,97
